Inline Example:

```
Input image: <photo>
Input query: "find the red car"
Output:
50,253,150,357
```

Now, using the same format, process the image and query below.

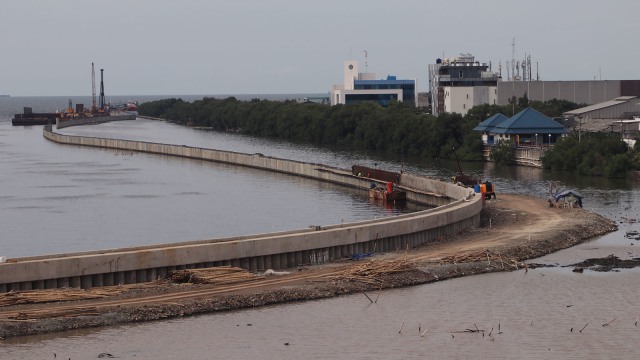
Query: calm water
0,96,423,258
1,96,640,359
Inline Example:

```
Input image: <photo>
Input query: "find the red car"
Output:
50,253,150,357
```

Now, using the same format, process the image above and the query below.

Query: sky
1,0,638,96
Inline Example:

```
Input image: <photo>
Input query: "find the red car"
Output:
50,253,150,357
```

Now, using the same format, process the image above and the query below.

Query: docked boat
353,164,406,203
369,186,407,202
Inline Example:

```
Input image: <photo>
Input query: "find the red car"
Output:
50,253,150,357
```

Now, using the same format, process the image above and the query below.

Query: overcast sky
1,0,638,96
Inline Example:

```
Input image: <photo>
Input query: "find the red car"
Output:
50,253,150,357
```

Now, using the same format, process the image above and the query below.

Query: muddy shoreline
0,197,618,339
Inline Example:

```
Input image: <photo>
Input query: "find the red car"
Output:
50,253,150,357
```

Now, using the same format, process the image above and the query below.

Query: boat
125,101,138,111
369,186,407,202
452,147,480,187
352,164,407,203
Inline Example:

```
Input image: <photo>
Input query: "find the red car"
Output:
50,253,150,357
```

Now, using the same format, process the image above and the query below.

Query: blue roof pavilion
492,108,568,135
475,108,568,146
473,113,509,132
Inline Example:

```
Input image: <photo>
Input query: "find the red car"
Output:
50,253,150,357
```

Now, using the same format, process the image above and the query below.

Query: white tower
343,61,359,90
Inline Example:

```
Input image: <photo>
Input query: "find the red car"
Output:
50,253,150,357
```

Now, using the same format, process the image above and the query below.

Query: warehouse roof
564,96,637,116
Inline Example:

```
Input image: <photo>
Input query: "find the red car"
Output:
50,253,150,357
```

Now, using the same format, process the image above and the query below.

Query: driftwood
602,317,617,327
452,323,486,334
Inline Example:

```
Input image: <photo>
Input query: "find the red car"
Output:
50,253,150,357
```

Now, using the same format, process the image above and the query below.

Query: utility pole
578,116,583,142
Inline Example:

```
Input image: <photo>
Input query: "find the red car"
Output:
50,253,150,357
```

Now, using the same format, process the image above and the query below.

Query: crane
99,68,105,111
91,63,97,113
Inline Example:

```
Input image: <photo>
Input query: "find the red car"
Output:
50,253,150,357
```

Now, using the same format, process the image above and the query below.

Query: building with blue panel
330,61,417,107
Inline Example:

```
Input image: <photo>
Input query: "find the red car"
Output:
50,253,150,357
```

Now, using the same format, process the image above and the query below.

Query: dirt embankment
0,194,617,339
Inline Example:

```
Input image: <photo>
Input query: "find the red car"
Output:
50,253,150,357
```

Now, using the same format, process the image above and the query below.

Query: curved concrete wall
0,125,482,292
56,114,136,129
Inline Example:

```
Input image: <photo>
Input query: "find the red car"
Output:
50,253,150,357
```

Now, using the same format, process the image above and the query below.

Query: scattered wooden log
579,322,589,333
602,317,617,327
374,287,382,303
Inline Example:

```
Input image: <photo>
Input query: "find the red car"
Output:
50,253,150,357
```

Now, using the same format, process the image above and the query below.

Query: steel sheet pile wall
56,115,136,129
0,127,481,292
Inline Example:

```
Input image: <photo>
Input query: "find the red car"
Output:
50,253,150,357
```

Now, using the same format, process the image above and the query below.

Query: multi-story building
428,53,640,115
428,53,500,115
330,60,417,107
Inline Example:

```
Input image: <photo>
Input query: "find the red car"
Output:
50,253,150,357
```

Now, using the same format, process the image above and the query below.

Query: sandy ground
0,194,617,339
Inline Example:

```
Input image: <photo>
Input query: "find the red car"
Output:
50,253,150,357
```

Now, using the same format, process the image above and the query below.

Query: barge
353,164,406,203
12,107,57,126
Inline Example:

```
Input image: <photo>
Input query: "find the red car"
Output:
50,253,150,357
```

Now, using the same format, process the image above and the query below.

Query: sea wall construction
56,114,136,129
0,124,482,292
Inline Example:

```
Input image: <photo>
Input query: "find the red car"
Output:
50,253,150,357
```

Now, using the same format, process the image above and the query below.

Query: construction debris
328,258,416,285
167,266,262,285
0,287,128,307
440,249,501,264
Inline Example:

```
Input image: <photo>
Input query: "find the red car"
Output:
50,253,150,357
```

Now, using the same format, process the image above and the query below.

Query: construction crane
99,68,105,111
91,63,97,113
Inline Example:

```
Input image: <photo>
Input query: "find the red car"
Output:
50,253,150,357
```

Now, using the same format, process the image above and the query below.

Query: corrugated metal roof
491,108,568,135
472,113,508,131
563,96,637,116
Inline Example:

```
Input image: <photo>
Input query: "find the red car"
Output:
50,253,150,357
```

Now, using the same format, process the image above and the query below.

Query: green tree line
541,132,640,178
139,97,486,161
138,96,640,177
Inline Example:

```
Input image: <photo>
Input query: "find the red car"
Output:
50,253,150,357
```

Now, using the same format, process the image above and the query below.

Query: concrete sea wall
0,124,482,292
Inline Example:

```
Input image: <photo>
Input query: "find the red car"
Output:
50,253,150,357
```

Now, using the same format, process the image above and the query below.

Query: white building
330,61,417,107
428,53,499,115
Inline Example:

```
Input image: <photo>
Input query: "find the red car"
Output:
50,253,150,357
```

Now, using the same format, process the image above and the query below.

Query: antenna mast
511,38,516,81
364,50,368,71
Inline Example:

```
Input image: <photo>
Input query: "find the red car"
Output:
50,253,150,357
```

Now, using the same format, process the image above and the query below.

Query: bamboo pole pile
0,288,125,307
4,307,100,321
439,249,502,264
167,266,261,285
0,282,162,307
329,258,416,285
